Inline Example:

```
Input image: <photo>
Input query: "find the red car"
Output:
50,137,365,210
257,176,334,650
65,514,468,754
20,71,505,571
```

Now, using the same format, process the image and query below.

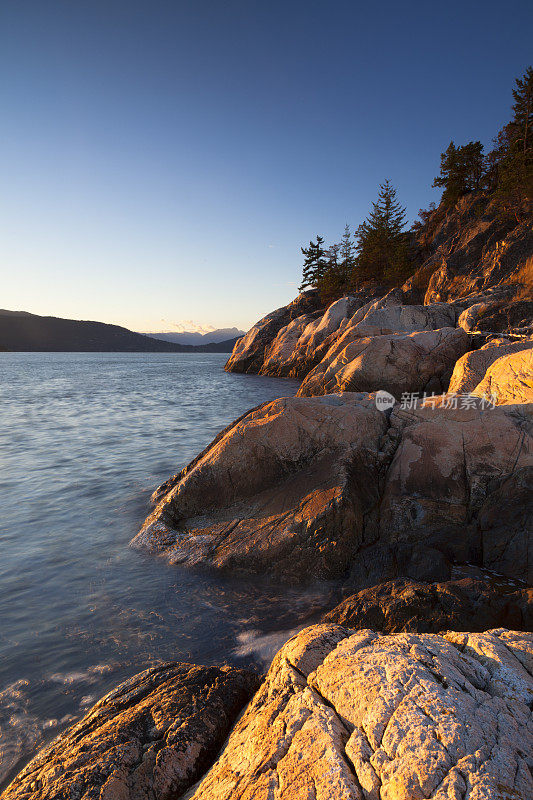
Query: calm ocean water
0,352,336,787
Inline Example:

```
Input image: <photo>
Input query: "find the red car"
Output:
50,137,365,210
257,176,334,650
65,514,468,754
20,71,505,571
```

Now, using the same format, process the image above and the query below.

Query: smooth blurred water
0,352,336,787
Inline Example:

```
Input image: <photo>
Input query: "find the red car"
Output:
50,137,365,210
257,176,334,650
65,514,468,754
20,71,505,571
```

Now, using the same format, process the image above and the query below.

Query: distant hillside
142,327,245,345
0,310,242,352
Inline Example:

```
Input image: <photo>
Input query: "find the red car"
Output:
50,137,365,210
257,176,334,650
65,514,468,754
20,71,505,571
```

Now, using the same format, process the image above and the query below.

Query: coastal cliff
4,197,533,799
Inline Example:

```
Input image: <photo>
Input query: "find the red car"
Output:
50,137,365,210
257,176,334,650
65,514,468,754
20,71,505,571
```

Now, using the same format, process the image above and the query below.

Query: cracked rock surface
188,625,533,800
1,662,259,800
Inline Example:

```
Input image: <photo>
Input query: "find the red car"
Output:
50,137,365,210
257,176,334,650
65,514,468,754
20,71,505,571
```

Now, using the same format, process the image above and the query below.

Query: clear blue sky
1,1,532,332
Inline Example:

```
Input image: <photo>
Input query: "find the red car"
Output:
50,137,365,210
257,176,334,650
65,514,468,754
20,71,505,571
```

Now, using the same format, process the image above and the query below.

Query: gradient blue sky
1,1,532,332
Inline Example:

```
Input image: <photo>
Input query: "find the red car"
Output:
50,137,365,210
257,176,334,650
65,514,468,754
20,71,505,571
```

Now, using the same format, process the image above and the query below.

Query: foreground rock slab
2,662,259,800
132,394,389,582
137,392,532,584
189,625,533,800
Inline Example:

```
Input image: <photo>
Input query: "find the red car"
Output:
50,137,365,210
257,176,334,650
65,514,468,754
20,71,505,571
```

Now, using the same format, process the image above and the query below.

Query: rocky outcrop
259,296,362,378
471,347,533,404
258,313,319,377
1,663,259,800
135,391,532,584
323,577,533,634
189,625,533,800
224,291,323,374
132,394,389,583
297,327,470,398
225,193,532,387
448,338,533,394
403,193,533,307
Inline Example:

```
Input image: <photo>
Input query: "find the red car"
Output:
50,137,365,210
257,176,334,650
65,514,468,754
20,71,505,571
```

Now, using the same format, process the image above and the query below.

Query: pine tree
299,235,327,291
299,241,315,291
339,224,356,285
315,242,344,303
512,65,533,153
486,66,533,214
433,140,484,205
353,180,412,285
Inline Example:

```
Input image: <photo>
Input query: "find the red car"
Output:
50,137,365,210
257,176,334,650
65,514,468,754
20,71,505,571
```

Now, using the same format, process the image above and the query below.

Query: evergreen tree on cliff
299,235,327,290
316,226,356,303
339,224,356,285
512,65,533,153
353,180,411,284
488,66,533,214
433,140,484,205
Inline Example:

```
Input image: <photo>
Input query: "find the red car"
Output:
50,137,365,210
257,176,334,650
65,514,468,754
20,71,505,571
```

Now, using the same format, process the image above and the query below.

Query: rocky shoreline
2,196,532,799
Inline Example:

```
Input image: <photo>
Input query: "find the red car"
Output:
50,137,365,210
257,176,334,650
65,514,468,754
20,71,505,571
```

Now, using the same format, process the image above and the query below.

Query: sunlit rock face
471,346,533,405
6,626,532,800
189,625,533,800
259,295,362,378
224,291,324,374
403,193,533,308
1,663,259,800
448,338,533,394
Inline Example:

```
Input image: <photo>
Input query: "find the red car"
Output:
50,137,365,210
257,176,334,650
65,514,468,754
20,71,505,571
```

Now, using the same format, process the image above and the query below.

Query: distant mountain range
0,310,243,352
141,327,245,346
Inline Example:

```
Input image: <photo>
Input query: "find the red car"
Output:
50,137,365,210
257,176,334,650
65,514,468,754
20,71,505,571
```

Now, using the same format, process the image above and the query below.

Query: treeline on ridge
299,66,533,303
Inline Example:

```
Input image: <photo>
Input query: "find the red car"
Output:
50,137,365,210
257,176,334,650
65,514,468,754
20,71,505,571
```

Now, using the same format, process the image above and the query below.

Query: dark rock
478,466,533,582
323,577,533,634
1,662,259,800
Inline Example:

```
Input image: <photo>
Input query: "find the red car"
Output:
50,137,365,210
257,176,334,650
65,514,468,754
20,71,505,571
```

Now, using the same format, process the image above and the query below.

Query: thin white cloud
152,318,217,334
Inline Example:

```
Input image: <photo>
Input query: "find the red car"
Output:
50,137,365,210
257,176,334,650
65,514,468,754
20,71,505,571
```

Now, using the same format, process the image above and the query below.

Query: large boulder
323,577,533,634
378,399,533,582
1,662,259,800
189,625,533,800
297,327,470,398
448,338,533,394
471,347,533,404
224,291,323,374
132,394,390,583
137,394,532,585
